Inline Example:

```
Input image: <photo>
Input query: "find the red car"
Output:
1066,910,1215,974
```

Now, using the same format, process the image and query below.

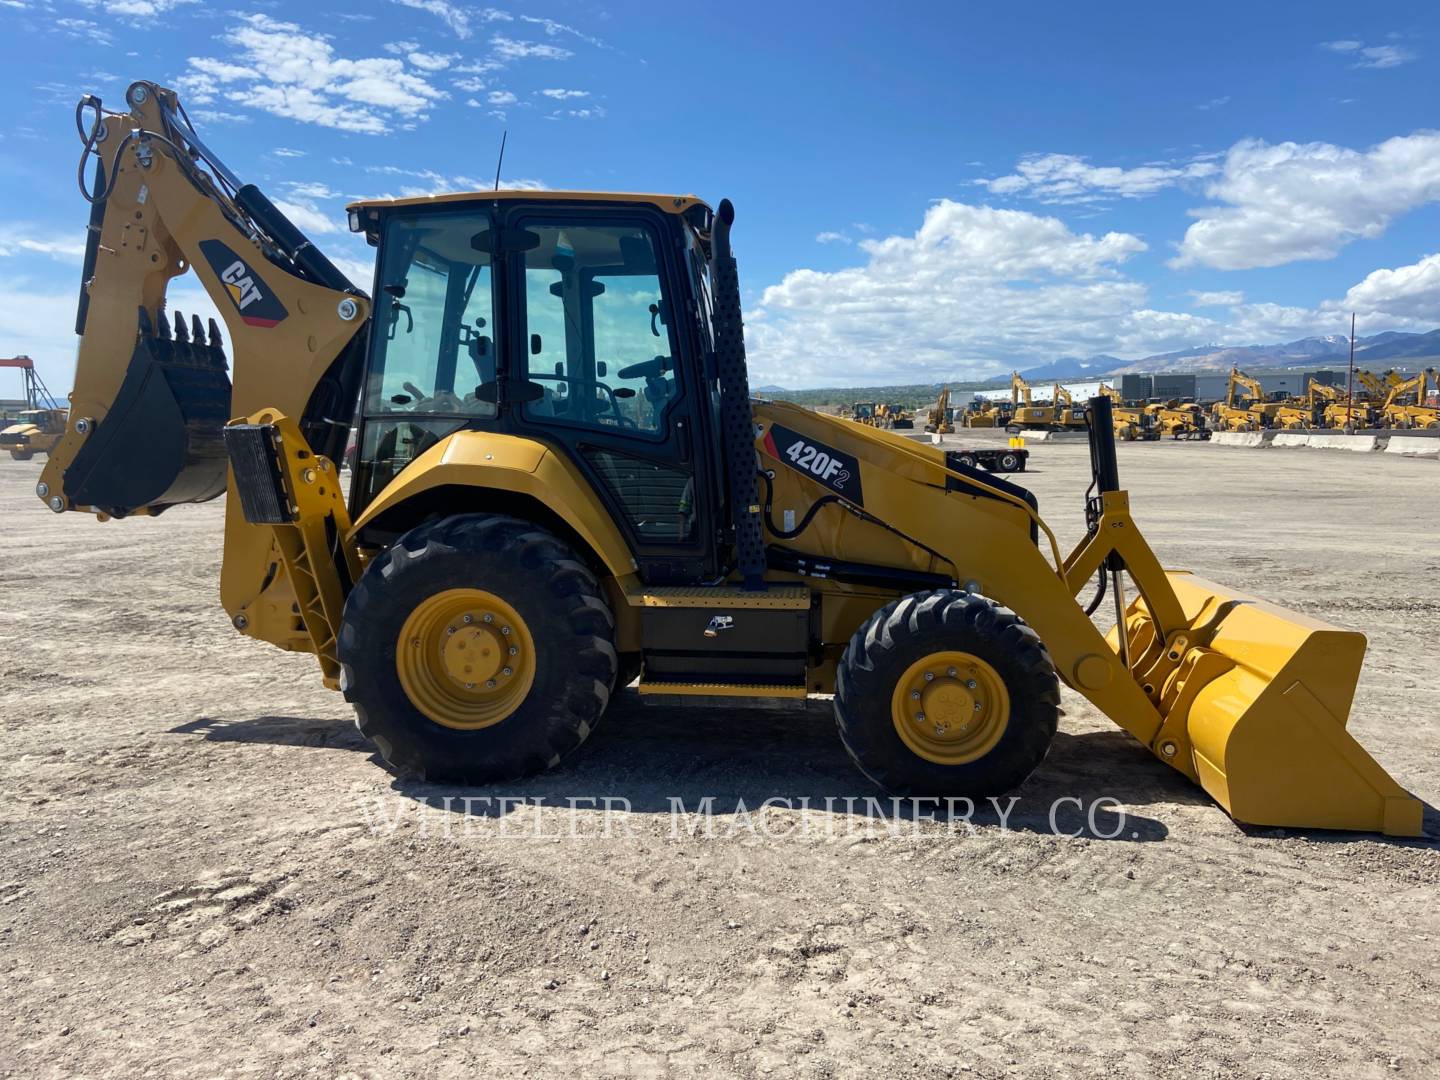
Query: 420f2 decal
763,423,864,506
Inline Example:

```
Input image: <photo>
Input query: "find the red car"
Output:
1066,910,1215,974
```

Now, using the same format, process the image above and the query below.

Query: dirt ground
2,441,1437,1079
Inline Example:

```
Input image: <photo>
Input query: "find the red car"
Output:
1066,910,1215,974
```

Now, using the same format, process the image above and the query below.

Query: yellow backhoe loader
38,82,1421,836
1381,368,1439,429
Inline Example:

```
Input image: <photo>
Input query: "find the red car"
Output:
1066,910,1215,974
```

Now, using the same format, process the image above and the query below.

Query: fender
349,429,638,584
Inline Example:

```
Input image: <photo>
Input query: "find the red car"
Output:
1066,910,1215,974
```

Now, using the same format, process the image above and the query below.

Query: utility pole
1344,312,1356,434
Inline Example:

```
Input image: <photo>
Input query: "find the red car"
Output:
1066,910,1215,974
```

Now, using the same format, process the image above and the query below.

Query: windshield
364,210,498,419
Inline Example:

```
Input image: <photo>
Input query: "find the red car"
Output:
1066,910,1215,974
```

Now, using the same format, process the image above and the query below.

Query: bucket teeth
156,310,172,340
191,314,205,344
173,311,189,342
137,305,153,337
207,318,223,350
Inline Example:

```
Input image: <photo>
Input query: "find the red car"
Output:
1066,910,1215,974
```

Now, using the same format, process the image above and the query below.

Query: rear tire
338,513,617,783
997,451,1021,472
10,450,32,461
835,591,1060,797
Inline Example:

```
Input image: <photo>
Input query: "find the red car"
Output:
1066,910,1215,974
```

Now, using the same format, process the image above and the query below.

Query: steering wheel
617,355,671,380
399,382,465,413
529,374,637,429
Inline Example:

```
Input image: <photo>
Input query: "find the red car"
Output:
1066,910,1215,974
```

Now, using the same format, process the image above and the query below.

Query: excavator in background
1006,373,1086,433
0,356,68,460
1381,368,1439,429
35,80,1421,837
1211,367,1280,432
846,401,879,426
924,387,953,434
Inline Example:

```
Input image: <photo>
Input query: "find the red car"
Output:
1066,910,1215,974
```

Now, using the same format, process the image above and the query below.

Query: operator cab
348,191,727,585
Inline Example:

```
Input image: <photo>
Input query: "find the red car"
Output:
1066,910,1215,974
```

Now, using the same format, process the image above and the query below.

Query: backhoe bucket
1115,573,1422,837
62,308,231,517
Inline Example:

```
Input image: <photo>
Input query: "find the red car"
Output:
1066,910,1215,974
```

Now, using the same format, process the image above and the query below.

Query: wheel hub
891,650,1010,765
396,589,535,730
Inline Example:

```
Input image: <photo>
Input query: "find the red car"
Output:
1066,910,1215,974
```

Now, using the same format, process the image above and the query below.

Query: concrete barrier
1271,432,1310,448
1305,433,1380,452
1020,430,1089,443
1211,431,1270,447
1383,437,1440,458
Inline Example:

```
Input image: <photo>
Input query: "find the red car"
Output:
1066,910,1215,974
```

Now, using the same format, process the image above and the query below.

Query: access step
636,680,808,699
631,584,811,610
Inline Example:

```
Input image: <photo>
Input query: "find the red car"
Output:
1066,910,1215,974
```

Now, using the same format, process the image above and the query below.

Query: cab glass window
520,221,678,436
365,210,497,418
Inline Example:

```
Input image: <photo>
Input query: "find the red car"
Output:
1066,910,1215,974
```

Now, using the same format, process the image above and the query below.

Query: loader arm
39,81,371,654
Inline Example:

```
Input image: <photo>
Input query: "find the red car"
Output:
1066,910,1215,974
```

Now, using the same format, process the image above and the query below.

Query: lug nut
924,672,934,682
462,614,473,624
465,682,475,689
509,646,518,656
947,667,957,677
501,627,510,636
502,666,512,676
910,690,921,700
447,626,456,635
916,712,926,722
485,679,496,689
974,701,982,711
966,679,977,689
482,613,493,623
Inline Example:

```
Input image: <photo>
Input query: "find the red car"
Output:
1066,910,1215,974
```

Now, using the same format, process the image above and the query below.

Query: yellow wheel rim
395,588,536,730
890,651,1010,765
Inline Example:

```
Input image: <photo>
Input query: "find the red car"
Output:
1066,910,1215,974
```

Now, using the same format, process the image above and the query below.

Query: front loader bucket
62,308,231,517
1115,573,1422,837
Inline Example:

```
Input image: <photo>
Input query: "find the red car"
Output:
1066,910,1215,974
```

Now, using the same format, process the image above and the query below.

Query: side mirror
597,361,607,378
530,333,542,355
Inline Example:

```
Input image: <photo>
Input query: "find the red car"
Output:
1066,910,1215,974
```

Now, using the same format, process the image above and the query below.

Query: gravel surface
1,442,1436,1079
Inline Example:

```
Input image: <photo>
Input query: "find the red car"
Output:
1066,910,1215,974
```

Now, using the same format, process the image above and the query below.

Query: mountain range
1017,328,1440,381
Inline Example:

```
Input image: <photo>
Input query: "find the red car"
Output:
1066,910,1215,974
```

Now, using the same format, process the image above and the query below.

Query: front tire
339,514,617,783
835,591,1060,797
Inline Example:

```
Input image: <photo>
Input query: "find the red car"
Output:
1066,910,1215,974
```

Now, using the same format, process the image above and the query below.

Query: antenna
493,130,507,192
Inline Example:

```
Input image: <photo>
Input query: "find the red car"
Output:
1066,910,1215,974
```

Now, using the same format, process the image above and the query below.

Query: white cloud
408,51,458,72
518,15,608,49
747,200,1173,384
180,15,448,134
455,76,487,93
55,18,112,46
272,199,341,235
1321,38,1417,69
978,153,1217,204
491,36,571,61
815,231,851,244
0,233,88,262
1172,132,1440,270
1195,95,1230,111
1189,290,1245,307
387,0,510,39
487,90,518,106
1332,252,1440,324
78,0,195,17
539,88,588,100
272,147,306,158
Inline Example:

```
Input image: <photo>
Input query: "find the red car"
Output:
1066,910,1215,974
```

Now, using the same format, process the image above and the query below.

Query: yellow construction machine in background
37,80,1422,838
1007,374,1087,432
924,387,954,434
0,356,67,460
1381,368,1439,429
1146,401,1210,440
1211,367,1281,431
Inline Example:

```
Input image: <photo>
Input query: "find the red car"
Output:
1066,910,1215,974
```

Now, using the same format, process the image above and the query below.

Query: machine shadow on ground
170,696,1204,841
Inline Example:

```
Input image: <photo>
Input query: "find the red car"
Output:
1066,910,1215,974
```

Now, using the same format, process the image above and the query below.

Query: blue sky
1,0,1438,391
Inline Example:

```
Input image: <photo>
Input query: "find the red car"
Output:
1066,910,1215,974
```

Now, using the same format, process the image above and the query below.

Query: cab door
502,205,720,585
